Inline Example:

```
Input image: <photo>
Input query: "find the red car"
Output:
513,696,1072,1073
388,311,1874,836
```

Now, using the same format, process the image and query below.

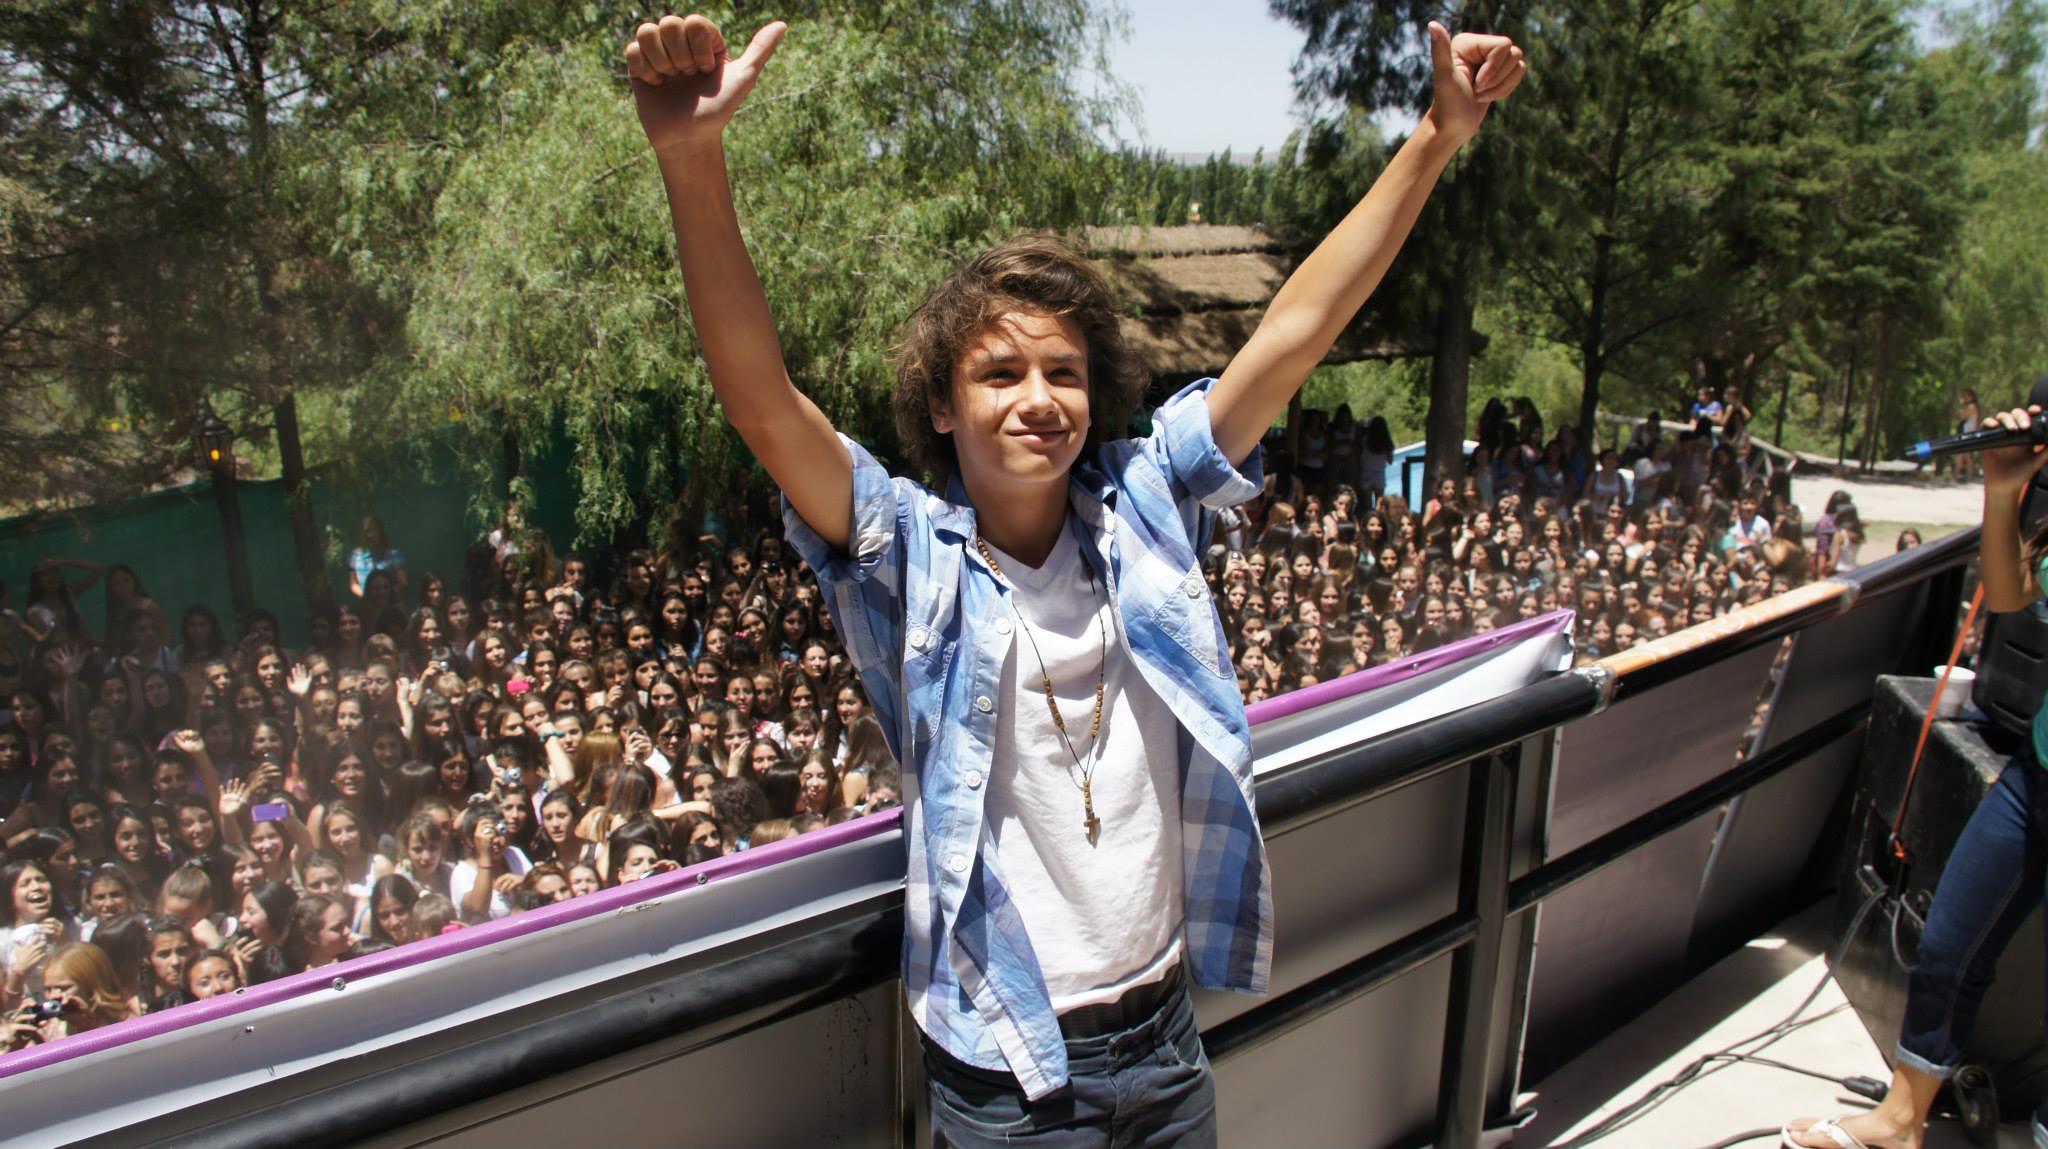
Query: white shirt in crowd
450,848,533,923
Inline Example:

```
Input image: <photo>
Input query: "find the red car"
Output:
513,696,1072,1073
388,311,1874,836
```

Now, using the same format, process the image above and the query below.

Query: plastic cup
1931,666,1977,719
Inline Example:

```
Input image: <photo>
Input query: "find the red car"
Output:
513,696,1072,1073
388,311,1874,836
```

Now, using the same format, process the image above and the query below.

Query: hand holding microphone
1899,417,2048,463
1904,374,2048,464
1981,405,2048,494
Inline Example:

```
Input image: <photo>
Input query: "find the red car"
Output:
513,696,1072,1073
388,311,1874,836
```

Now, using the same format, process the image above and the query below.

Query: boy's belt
1057,963,1184,1040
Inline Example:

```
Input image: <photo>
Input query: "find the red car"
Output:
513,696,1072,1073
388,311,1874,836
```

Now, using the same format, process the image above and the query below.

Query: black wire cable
1692,1129,1781,1149
1552,1005,1850,1148
1550,884,1893,1149
1712,1052,1851,1085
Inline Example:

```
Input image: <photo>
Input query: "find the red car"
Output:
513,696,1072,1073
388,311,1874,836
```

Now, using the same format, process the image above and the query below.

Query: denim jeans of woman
1899,753,2048,1141
923,974,1217,1149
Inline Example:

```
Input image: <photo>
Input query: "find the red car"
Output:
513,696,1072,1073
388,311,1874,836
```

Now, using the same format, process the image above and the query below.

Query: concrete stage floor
1517,902,2031,1149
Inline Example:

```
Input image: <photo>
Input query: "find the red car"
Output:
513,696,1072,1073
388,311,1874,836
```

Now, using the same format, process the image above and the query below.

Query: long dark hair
242,880,299,940
367,873,420,944
1364,416,1395,457
0,858,67,927
603,817,668,887
283,893,343,971
2024,510,2048,584
141,916,196,1008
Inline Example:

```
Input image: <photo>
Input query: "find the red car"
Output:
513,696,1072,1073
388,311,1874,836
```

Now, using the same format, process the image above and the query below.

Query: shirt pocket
1146,561,1230,679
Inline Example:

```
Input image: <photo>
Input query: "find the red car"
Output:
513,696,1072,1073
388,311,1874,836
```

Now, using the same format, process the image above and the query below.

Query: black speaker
1837,676,2048,1120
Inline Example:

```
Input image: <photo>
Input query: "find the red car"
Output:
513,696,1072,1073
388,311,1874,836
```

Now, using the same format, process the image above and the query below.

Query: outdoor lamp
198,409,234,468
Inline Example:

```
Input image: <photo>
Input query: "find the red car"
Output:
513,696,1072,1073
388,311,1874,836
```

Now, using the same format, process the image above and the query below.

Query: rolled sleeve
780,435,909,754
781,435,899,586
1156,378,1264,510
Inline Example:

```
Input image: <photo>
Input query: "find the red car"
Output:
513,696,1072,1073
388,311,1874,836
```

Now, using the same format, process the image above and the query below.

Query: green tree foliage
1269,0,1532,487
1915,1,2048,439
1268,0,2002,467
1924,148,2048,412
1507,0,1713,438
0,0,442,603
396,2,1131,543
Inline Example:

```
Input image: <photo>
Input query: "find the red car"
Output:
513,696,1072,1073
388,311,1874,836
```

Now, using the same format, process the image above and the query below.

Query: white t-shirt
981,521,1185,1015
449,848,533,923
1631,457,1668,505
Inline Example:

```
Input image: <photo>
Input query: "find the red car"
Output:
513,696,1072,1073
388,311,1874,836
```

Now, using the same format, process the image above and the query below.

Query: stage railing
25,528,1978,1149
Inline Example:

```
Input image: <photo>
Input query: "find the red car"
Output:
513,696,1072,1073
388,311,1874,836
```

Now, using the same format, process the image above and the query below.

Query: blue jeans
923,975,1218,1148
1899,754,2048,1134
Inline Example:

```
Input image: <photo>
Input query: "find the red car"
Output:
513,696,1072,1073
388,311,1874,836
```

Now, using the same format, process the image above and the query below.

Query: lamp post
198,407,256,619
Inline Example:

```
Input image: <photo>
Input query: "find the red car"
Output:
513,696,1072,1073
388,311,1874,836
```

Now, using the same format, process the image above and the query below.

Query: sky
1103,0,1974,160
1105,0,1313,158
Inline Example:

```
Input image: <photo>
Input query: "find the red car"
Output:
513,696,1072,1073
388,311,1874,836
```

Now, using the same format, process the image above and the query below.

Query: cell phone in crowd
252,802,290,823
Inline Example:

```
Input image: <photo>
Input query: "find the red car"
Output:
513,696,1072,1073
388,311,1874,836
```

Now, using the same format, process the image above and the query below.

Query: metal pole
1436,744,1517,1149
210,462,256,620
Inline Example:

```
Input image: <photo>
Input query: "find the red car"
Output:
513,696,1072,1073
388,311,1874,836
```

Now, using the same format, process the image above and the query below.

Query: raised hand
472,819,500,861
1984,406,2048,493
287,663,312,699
625,14,788,158
230,934,262,978
1426,21,1527,143
2,1017,39,1050
218,779,248,819
170,728,206,758
8,934,47,982
247,762,282,797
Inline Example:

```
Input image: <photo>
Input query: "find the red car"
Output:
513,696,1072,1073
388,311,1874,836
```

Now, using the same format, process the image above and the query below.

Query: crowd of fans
0,509,900,1048
1226,390,1911,699
0,391,1914,1050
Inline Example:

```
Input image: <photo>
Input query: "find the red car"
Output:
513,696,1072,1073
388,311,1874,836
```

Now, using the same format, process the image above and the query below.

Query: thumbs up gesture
1426,21,1527,143
625,14,789,158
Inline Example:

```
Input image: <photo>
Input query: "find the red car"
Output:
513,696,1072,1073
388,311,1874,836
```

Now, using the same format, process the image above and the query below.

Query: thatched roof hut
1078,225,1426,393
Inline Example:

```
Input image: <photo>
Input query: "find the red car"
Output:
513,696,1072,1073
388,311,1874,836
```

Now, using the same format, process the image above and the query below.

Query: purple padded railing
1245,609,1574,724
0,806,904,1080
0,609,1574,1078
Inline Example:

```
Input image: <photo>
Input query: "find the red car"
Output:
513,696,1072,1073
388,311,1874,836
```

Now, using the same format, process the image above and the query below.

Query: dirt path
1789,469,1980,553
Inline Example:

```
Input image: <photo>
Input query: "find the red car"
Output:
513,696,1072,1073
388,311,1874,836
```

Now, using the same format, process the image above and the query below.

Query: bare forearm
191,751,222,809
543,739,574,789
1213,119,1464,461
662,145,792,424
1272,118,1462,344
1984,485,2033,611
462,865,493,918
657,142,850,547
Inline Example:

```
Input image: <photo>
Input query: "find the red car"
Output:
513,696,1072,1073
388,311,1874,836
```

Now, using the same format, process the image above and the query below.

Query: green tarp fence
0,433,586,650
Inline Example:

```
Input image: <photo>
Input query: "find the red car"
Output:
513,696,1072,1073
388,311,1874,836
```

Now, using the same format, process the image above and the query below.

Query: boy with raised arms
623,14,1524,1145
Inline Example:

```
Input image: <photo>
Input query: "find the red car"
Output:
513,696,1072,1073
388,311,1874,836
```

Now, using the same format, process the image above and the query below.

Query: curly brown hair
891,237,1147,485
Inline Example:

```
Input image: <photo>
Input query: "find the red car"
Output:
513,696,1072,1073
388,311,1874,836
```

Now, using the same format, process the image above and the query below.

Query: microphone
1899,421,2048,462
1899,372,2048,462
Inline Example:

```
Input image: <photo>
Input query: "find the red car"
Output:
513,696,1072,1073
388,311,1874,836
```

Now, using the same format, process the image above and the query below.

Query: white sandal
1781,1118,1869,1149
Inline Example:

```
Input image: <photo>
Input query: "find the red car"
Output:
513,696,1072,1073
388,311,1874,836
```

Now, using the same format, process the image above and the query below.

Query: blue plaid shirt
783,379,1275,1099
